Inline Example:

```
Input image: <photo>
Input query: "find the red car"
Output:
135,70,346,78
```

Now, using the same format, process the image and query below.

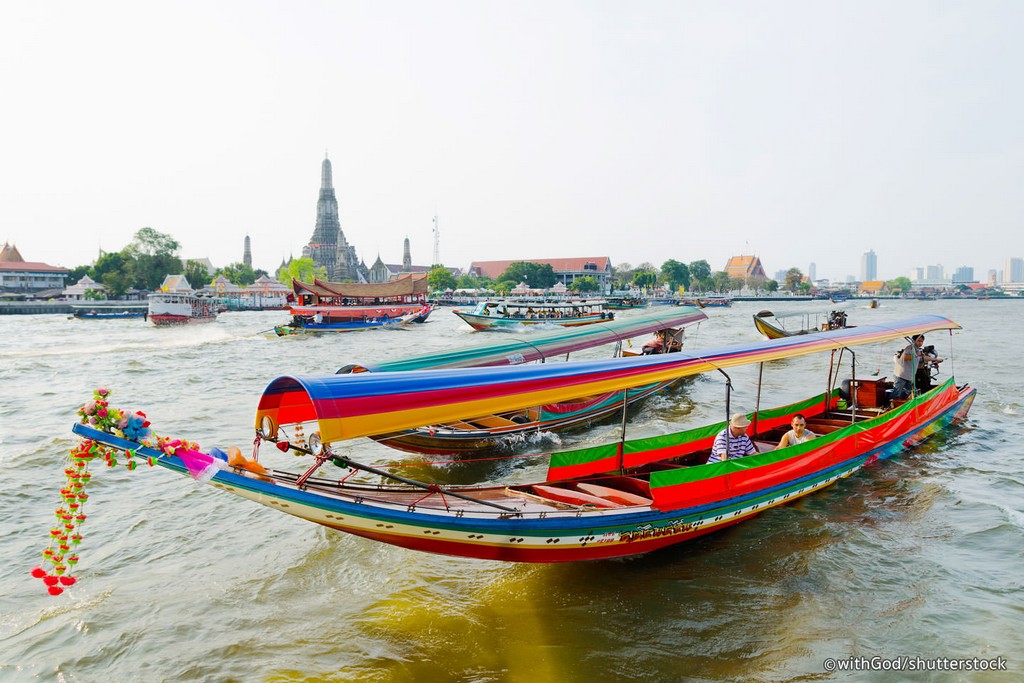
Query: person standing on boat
708,413,757,463
892,334,926,399
777,414,816,448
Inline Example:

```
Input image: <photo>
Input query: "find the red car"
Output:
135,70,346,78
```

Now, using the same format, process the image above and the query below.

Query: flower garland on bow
32,388,197,596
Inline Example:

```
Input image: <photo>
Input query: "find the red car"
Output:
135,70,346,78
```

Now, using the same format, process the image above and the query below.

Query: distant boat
698,297,732,308
869,299,879,309
453,300,613,331
753,309,850,339
148,275,217,326
148,292,217,325
70,304,147,320
606,296,648,310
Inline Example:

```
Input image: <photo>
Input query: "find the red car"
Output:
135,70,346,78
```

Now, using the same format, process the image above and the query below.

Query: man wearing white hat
708,413,757,463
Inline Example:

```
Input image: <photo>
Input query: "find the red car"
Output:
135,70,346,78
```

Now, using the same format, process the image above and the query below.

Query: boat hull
71,381,974,563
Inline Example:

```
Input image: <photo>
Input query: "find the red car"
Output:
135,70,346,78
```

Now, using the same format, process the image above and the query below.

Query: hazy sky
2,1,1021,281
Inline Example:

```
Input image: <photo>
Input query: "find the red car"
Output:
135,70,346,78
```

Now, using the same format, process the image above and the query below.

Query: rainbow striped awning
255,315,960,444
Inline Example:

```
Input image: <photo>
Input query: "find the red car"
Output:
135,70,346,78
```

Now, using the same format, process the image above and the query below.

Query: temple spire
321,153,333,190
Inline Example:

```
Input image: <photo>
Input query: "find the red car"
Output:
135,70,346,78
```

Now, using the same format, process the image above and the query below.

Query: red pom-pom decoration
31,567,46,578
48,586,64,596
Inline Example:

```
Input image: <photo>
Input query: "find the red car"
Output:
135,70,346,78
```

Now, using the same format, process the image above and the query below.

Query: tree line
65,227,267,299
428,261,919,296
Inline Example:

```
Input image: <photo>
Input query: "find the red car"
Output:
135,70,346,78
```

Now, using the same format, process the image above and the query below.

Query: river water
1,300,1021,682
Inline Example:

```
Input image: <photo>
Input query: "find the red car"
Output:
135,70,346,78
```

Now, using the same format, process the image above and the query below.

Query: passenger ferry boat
148,275,217,326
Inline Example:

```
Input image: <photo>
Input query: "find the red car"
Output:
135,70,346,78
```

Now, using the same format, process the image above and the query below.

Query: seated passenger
777,414,816,448
708,413,756,463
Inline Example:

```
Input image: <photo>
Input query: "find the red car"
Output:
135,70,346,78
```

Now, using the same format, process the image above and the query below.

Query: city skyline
2,3,1020,282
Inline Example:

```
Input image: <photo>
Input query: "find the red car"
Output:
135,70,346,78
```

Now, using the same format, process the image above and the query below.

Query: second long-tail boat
453,299,613,331
753,309,849,339
339,307,708,454
62,315,974,569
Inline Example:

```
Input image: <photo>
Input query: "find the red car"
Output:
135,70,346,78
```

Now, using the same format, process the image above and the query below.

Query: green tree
277,257,325,286
886,276,913,295
65,265,91,286
613,262,634,290
785,268,804,292
120,227,184,290
184,260,212,290
632,270,657,289
428,265,457,291
492,279,514,295
798,281,812,295
100,270,131,299
455,273,492,290
688,260,711,283
499,262,557,289
123,227,180,258
92,251,130,297
569,276,600,293
661,259,691,291
216,262,260,286
764,279,779,293
712,271,732,292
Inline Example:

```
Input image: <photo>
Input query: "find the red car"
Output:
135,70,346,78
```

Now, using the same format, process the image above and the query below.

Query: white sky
2,1,1021,281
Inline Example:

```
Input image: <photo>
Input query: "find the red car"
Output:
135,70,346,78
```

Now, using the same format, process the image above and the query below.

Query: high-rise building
243,235,252,268
926,264,944,281
951,266,974,283
302,154,367,282
1004,257,1024,283
808,262,816,282
860,249,877,281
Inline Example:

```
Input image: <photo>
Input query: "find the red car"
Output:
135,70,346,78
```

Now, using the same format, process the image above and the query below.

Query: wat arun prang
302,154,369,282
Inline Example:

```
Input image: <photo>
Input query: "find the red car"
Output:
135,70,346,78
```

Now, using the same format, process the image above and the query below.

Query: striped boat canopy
337,307,708,373
255,315,960,444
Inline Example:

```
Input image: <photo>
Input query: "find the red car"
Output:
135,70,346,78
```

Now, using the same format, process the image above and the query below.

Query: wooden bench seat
575,483,653,506
531,485,622,508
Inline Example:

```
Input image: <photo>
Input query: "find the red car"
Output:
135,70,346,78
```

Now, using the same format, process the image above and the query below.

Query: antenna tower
432,214,441,266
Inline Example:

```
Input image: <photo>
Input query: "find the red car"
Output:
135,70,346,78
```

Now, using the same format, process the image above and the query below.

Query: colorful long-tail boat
69,315,974,563
452,299,613,331
753,309,849,339
284,273,432,333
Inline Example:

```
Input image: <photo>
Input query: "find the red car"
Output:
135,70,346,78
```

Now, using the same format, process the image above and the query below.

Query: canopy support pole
848,349,858,422
618,388,629,473
753,362,764,436
716,369,733,423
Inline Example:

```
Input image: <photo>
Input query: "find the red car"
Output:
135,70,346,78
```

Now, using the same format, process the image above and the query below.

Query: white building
63,274,106,300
